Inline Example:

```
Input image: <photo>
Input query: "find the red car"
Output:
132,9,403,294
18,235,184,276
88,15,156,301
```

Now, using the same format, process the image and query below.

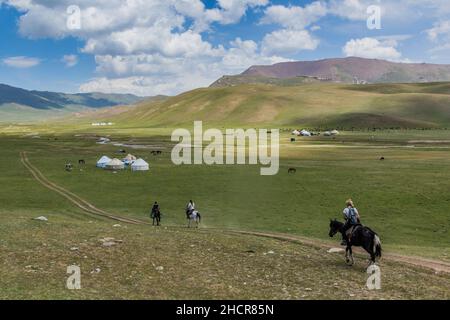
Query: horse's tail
373,234,382,258
197,212,201,223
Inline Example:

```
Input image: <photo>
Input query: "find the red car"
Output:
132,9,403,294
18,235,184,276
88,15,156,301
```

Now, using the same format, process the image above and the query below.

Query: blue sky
1,0,450,96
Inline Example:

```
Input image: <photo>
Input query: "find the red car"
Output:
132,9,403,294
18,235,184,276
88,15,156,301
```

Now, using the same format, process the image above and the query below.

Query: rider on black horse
341,199,361,245
151,201,160,218
185,200,195,219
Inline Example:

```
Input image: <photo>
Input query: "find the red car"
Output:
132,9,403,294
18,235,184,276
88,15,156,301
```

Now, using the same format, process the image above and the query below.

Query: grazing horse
151,209,161,226
187,210,201,228
288,168,297,174
78,159,86,165
329,219,382,266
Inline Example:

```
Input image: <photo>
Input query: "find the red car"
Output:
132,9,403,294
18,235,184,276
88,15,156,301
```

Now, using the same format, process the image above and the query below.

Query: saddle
345,224,362,241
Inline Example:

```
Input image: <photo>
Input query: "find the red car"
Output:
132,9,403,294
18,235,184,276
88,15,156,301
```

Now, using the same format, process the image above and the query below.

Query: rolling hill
211,57,450,87
80,81,450,129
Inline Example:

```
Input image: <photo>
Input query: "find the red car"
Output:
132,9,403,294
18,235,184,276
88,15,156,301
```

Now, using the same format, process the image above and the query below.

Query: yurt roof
131,159,149,166
107,158,124,166
98,156,111,163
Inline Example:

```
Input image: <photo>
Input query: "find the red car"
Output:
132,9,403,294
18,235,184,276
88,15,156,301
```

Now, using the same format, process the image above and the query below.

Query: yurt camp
123,154,137,165
131,159,149,171
96,156,112,168
105,158,125,170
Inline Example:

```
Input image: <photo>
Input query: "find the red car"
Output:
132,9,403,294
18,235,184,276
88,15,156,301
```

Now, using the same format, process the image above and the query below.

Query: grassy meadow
1,129,449,260
1,127,450,299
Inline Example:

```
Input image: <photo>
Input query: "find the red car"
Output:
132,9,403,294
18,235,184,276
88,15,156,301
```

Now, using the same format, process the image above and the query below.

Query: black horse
329,219,382,266
151,209,161,226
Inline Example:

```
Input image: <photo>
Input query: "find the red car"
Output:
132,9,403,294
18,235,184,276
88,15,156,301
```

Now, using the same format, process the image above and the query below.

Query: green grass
1,130,449,260
1,128,449,299
0,209,448,299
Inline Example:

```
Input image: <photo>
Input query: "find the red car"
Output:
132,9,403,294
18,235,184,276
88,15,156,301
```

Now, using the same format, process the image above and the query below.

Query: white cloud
259,1,323,56
343,37,402,61
262,29,319,56
261,2,327,29
2,56,41,68
62,54,78,67
2,0,280,95
427,21,450,42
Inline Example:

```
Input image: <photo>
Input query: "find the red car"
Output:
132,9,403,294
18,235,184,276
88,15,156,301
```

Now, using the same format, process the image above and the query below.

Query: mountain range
211,57,450,87
0,83,146,110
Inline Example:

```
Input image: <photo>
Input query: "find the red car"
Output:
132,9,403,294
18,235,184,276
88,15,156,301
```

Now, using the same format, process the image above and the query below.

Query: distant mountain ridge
212,57,450,87
0,83,146,110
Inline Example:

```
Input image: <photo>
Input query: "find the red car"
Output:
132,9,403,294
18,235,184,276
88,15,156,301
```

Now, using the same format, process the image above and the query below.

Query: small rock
34,216,48,222
328,248,345,253
102,241,116,247
101,237,115,242
91,268,101,274
267,250,275,255
305,288,313,291
155,266,164,272
113,224,121,228
70,247,79,251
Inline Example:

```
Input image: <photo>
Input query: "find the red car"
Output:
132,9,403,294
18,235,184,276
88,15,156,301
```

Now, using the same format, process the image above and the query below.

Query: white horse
187,210,201,228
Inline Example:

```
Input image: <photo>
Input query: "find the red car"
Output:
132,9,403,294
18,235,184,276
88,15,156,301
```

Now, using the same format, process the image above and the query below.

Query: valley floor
0,129,449,299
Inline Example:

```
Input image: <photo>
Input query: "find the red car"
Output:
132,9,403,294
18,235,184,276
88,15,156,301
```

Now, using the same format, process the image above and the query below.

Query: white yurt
131,159,149,171
123,154,137,165
331,130,340,135
323,131,332,137
292,130,301,136
96,156,112,168
300,129,311,137
105,158,125,170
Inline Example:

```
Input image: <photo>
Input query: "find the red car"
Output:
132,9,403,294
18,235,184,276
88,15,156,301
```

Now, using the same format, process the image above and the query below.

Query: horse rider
186,200,195,219
341,199,361,245
151,201,160,218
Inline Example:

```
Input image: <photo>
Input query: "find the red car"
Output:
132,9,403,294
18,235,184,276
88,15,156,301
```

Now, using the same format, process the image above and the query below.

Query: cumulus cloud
62,54,78,67
2,56,41,68
259,1,323,56
2,0,279,95
427,21,450,42
261,2,327,29
262,29,319,56
343,37,402,61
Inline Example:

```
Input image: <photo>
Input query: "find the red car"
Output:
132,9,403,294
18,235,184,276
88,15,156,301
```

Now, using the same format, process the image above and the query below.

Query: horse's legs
345,246,350,263
346,245,354,266
349,246,354,266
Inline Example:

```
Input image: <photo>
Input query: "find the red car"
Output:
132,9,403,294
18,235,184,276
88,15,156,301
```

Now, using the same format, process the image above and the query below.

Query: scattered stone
91,268,101,274
267,250,275,255
113,224,121,228
102,241,116,247
305,288,313,291
99,237,122,247
155,266,164,272
70,247,79,251
327,248,345,253
34,216,48,222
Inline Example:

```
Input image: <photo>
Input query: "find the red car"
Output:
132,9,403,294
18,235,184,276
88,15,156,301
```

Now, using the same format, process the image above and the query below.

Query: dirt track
21,151,450,274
